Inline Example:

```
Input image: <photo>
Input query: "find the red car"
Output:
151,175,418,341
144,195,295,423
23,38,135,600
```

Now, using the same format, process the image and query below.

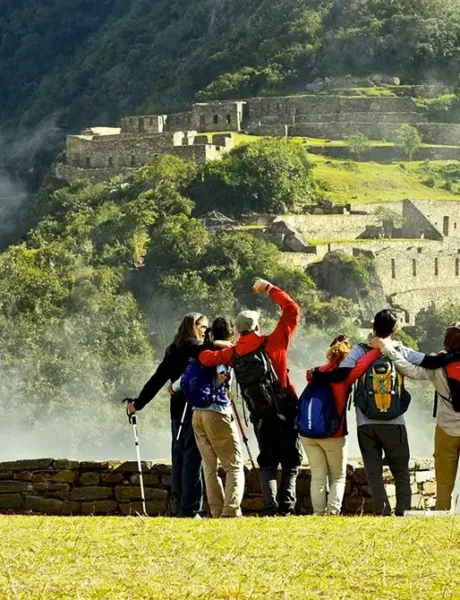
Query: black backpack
233,339,286,420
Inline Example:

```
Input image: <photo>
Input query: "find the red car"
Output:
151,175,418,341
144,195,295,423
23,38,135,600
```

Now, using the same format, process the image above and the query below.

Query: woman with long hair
174,316,245,517
127,312,209,518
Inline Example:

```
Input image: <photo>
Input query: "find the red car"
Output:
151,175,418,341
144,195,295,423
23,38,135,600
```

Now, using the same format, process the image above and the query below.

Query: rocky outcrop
267,220,310,252
0,458,437,516
307,250,387,322
200,210,238,230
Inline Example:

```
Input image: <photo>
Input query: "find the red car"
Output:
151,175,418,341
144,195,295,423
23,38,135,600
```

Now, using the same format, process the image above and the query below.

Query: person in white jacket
370,325,460,511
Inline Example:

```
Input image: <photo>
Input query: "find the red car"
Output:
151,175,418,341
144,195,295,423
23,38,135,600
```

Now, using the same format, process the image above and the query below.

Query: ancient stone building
54,128,234,184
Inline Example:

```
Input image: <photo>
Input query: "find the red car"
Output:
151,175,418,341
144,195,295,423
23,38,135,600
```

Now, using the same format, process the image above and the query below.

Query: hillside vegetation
2,0,460,132
1,515,459,599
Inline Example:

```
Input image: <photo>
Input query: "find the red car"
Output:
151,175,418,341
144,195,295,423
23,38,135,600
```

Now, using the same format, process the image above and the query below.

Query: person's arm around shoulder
255,279,300,349
369,338,432,381
343,348,382,386
199,346,234,368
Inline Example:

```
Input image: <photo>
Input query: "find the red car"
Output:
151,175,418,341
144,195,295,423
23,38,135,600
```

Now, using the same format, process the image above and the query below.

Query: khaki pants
192,410,245,517
302,436,347,515
434,425,460,511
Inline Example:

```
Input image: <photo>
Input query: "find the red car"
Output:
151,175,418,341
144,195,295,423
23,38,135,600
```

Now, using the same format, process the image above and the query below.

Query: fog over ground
0,330,436,463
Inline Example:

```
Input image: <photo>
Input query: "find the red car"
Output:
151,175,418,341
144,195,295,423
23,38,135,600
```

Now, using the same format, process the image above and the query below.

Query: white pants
302,436,348,515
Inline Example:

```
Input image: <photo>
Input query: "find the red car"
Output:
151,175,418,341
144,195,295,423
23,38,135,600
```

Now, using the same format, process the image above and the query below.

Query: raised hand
253,279,271,293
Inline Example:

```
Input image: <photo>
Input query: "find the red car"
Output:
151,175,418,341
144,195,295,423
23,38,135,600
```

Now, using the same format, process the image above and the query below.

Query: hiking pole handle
122,398,137,424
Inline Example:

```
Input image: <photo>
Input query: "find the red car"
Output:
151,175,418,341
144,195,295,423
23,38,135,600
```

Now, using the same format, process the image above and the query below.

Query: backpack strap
433,391,439,418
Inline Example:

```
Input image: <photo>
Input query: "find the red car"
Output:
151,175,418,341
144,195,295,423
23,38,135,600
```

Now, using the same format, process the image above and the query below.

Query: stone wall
296,112,425,124
54,163,135,184
245,95,418,123
0,458,437,516
120,115,168,134
290,122,460,145
191,101,245,132
306,145,460,162
402,199,460,241
66,132,185,169
274,214,380,241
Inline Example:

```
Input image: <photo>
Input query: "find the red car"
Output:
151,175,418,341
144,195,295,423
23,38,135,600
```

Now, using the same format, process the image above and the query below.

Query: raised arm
265,284,300,350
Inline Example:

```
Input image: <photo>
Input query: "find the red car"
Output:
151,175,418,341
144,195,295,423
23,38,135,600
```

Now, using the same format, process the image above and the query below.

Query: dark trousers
357,424,411,516
255,417,303,515
171,418,203,517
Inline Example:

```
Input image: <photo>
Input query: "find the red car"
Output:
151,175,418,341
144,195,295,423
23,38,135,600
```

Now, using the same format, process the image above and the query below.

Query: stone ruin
51,88,460,327
55,85,460,184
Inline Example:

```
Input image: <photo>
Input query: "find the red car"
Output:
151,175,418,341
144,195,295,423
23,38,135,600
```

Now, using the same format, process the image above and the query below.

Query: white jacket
381,340,460,437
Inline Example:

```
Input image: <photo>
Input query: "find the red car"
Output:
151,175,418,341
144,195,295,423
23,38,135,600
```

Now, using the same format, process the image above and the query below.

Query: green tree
398,125,422,162
190,138,317,216
347,133,370,161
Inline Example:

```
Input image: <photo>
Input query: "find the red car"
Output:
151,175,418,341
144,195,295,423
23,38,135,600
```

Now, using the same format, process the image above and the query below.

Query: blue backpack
298,383,342,438
180,360,229,408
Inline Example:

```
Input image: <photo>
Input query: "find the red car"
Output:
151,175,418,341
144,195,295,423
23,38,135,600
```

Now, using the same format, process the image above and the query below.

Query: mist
0,114,64,247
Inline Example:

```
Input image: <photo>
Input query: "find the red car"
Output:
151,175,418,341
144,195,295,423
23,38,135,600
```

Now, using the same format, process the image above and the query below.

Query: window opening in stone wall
85,157,91,168
131,155,136,166
455,223,458,230
213,115,219,124
226,114,231,124
412,259,417,277
200,115,206,128
404,310,410,324
149,118,154,125
276,103,281,110
138,117,145,132
456,258,459,277
391,258,396,279
108,157,113,167
443,216,450,236
435,257,439,276
417,248,422,254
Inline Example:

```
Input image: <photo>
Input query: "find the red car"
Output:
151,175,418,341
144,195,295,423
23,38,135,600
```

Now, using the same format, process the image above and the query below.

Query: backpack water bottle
354,356,411,420
298,383,341,438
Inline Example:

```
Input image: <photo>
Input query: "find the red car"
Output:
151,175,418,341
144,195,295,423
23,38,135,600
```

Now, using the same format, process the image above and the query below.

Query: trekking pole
229,393,256,470
122,399,148,516
176,402,188,442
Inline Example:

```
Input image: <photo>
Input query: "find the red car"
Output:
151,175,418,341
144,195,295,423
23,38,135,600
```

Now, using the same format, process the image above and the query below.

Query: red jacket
199,286,300,396
314,349,381,437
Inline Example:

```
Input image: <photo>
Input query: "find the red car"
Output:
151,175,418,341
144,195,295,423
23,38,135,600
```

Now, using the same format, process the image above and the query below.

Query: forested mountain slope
2,0,460,132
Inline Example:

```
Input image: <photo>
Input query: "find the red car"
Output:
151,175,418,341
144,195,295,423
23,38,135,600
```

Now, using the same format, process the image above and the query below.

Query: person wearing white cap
199,279,303,515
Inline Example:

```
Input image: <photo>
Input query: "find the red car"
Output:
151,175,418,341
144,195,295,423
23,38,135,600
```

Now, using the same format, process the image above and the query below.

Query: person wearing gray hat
234,310,260,334
199,278,303,516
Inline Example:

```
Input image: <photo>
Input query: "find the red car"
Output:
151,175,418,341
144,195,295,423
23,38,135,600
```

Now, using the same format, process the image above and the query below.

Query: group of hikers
125,279,460,518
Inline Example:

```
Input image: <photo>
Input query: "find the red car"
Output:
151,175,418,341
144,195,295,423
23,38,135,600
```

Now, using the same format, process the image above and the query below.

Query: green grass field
2,515,460,599
311,156,460,204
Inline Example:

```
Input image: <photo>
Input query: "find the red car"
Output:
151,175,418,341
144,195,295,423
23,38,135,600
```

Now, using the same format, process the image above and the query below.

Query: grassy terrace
311,156,460,204
1,515,459,599
207,132,460,205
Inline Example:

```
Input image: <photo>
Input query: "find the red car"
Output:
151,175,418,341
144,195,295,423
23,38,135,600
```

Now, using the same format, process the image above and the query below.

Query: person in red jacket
303,336,381,515
199,279,303,516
